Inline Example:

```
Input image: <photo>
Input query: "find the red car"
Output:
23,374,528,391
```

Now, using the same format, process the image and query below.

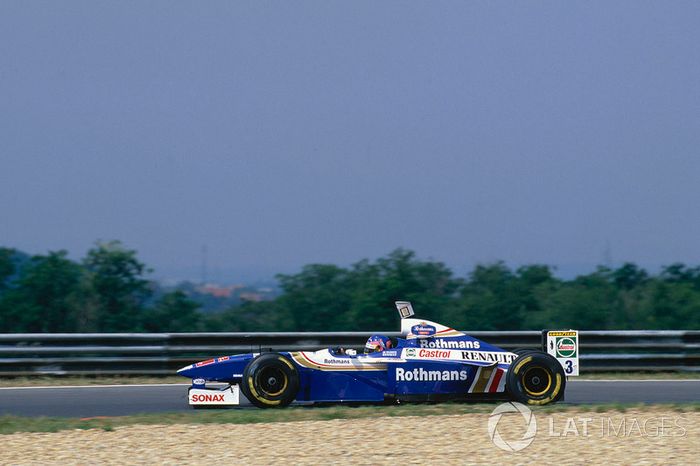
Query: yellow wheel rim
255,367,288,397
522,366,552,396
263,373,288,397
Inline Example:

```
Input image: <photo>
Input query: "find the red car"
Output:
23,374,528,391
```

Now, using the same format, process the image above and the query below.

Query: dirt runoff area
1,408,698,465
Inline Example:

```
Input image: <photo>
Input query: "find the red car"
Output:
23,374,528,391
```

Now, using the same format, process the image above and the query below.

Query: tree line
0,242,200,333
1,244,699,333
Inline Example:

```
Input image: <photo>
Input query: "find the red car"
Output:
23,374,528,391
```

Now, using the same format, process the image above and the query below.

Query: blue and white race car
178,302,573,407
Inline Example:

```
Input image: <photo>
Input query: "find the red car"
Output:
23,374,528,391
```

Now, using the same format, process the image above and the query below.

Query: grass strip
1,402,699,435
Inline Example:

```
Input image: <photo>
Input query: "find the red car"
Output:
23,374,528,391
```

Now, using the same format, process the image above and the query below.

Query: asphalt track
1,380,698,418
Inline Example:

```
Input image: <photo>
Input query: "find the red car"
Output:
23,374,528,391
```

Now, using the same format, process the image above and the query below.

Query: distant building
239,292,264,302
198,284,244,298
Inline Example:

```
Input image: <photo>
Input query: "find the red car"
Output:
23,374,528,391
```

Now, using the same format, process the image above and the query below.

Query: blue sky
2,1,699,281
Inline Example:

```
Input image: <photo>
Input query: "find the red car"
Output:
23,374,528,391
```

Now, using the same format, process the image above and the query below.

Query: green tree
647,281,700,329
535,268,618,330
452,263,514,330
0,251,83,332
0,247,15,292
206,300,289,332
83,241,151,332
142,291,202,332
276,264,353,331
516,265,560,329
347,249,459,331
606,263,653,329
612,263,649,290
456,262,515,330
271,249,459,331
660,263,700,284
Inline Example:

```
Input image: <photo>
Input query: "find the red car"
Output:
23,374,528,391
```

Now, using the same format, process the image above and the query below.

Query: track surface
1,380,698,418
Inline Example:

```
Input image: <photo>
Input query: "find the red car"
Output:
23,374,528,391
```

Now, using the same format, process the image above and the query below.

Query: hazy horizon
0,241,679,285
2,2,699,283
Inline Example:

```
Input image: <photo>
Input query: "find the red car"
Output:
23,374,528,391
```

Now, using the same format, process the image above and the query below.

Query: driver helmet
365,334,392,354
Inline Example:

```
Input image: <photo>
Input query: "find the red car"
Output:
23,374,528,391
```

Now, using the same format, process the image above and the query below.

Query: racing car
177,302,576,408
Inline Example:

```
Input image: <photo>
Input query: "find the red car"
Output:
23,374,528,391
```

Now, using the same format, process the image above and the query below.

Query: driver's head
364,334,392,354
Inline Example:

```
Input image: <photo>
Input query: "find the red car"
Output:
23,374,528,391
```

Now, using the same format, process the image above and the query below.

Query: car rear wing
395,301,415,319
542,330,579,376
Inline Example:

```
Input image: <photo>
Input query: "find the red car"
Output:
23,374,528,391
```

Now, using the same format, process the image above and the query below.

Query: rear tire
241,353,299,408
511,348,536,356
506,351,565,405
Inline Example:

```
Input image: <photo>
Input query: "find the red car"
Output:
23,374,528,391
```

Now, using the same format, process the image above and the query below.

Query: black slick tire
506,351,566,405
240,353,299,408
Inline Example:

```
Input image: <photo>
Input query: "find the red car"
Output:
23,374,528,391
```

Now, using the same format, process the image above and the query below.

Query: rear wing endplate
395,301,415,319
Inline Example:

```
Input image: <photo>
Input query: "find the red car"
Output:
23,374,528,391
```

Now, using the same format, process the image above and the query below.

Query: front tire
240,353,299,408
506,351,565,405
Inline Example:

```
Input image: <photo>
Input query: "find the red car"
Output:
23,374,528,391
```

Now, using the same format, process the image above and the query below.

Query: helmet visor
364,342,383,354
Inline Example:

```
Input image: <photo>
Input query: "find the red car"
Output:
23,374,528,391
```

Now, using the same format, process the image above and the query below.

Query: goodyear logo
548,331,577,337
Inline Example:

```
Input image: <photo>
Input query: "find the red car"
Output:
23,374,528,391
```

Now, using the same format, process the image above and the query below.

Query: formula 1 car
178,302,576,408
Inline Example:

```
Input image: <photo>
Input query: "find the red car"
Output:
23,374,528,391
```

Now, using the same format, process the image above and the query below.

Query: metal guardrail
0,330,698,375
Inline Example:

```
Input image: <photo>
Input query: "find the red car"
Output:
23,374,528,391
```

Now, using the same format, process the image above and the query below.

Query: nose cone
177,363,196,378
175,354,253,382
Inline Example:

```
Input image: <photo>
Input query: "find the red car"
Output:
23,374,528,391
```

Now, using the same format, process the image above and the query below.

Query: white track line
0,380,697,390
0,383,195,390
